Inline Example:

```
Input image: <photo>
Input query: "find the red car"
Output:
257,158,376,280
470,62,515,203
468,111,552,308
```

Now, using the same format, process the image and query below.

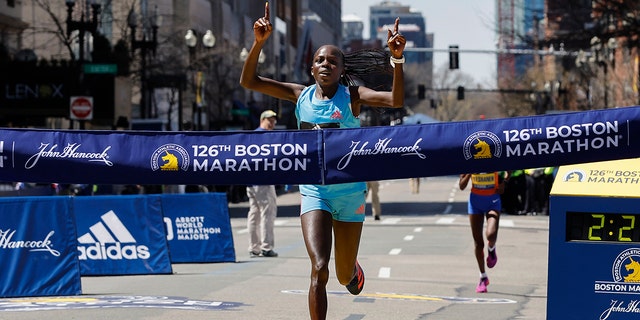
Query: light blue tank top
296,84,366,198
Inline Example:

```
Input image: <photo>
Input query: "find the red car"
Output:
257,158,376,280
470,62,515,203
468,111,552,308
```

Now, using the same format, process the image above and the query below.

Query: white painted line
389,248,402,255
237,228,248,234
413,227,423,233
403,235,414,241
274,220,287,226
381,218,401,224
436,217,455,224
378,267,391,278
501,219,514,227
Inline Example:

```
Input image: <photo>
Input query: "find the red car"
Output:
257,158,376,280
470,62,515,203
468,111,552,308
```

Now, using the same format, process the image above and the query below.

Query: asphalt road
0,176,550,320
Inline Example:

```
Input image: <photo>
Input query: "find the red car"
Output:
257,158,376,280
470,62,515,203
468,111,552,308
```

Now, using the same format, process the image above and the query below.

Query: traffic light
449,45,459,70
417,84,425,100
457,86,465,100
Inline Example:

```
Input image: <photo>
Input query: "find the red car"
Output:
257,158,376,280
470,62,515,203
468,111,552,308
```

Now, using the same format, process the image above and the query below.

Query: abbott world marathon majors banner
161,193,236,263
0,196,81,297
0,107,639,185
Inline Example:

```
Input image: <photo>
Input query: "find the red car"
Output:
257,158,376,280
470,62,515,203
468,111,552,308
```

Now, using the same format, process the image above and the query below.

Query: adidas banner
160,193,236,263
0,196,81,297
0,107,639,185
74,195,173,276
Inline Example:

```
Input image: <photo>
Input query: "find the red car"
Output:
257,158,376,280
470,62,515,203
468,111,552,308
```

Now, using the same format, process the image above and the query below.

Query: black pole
130,23,158,119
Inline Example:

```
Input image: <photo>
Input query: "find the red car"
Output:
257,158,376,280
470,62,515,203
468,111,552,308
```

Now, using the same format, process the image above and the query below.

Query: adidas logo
77,210,150,260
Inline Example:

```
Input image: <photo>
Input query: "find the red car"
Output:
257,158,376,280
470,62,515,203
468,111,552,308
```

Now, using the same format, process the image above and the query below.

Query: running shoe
487,248,498,268
250,251,261,258
476,277,489,293
261,250,278,257
346,261,365,295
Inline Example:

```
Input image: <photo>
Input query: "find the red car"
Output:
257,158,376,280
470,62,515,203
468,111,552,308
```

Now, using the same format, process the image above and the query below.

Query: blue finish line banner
0,196,80,297
0,107,639,185
74,195,173,276
161,193,236,263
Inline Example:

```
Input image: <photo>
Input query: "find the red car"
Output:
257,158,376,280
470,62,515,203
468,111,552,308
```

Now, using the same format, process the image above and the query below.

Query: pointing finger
265,1,270,21
394,17,399,34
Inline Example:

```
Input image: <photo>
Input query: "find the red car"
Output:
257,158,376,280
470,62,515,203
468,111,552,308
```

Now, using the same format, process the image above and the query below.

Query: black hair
341,49,393,91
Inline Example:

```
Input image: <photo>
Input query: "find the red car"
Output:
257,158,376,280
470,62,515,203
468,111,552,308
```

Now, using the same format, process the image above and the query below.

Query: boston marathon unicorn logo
473,139,493,159
611,248,640,283
150,144,190,172
624,257,640,282
160,151,179,171
463,131,502,160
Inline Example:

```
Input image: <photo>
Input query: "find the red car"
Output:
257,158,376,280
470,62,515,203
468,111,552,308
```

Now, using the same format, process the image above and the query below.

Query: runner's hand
253,2,273,42
387,18,406,58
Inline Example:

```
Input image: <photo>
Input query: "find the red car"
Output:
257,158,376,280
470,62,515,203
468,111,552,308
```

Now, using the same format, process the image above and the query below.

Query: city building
369,1,432,65
497,0,640,112
0,0,27,57
342,13,363,46
1,0,341,130
496,0,545,87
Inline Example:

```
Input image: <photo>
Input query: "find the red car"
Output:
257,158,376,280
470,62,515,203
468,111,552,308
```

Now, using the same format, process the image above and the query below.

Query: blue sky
342,0,497,87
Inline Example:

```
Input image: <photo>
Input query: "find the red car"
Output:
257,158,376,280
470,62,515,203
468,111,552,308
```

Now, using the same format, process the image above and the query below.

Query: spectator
246,110,279,258
366,181,381,220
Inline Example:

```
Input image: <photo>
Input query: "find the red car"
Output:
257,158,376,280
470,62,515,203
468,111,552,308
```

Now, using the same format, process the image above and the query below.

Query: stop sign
69,96,93,120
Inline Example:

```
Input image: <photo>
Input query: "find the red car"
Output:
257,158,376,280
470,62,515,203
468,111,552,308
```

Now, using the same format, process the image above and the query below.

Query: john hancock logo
463,131,502,160
150,144,189,171
596,248,640,320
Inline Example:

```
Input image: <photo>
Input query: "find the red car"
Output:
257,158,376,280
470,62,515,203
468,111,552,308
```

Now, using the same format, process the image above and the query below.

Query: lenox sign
0,64,114,123
0,65,76,114
4,83,65,99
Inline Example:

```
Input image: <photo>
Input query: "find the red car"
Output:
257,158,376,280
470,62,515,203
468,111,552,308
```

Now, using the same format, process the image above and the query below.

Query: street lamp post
185,29,215,130
65,0,101,129
128,6,161,119
590,36,617,109
65,0,101,62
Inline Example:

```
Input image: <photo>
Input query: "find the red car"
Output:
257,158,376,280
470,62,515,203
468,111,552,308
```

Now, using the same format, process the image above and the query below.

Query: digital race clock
548,159,640,320
566,211,640,242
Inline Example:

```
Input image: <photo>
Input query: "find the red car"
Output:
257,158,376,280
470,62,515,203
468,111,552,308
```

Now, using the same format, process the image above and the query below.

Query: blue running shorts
301,190,366,222
468,193,501,215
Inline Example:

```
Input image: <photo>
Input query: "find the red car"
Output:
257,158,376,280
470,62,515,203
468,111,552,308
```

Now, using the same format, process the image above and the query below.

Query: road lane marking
378,267,391,278
500,219,514,227
282,290,517,304
436,217,455,224
0,296,245,311
413,227,422,232
403,235,414,241
389,248,402,255
381,218,401,224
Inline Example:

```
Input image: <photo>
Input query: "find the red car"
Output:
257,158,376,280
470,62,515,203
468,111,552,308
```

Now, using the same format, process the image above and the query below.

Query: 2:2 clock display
566,211,640,242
